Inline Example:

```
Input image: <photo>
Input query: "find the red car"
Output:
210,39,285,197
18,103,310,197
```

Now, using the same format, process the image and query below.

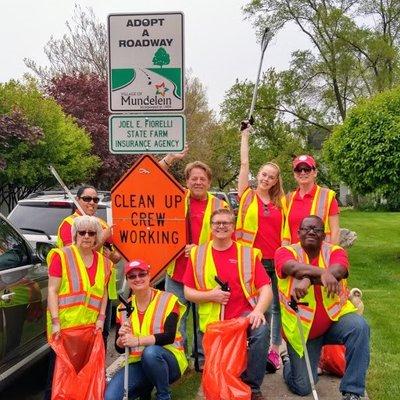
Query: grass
341,210,400,399
171,210,400,399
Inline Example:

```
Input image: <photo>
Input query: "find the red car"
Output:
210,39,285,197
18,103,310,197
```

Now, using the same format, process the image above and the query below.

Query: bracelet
51,317,60,324
97,314,106,321
163,158,171,167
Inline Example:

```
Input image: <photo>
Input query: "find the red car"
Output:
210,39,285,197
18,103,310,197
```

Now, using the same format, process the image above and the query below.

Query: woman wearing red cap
282,155,340,245
235,121,286,373
105,260,187,400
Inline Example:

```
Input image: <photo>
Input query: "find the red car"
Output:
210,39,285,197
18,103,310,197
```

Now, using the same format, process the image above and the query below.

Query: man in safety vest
275,215,370,400
160,155,228,357
183,208,272,400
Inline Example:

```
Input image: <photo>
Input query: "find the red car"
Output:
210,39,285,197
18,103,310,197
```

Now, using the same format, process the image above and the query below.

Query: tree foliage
244,0,400,129
0,80,99,211
24,5,107,84
323,86,400,202
46,73,138,190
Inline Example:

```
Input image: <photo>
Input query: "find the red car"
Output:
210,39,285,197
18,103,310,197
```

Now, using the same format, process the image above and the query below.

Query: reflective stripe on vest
236,189,256,244
63,246,83,293
278,291,314,323
283,186,335,243
239,245,258,307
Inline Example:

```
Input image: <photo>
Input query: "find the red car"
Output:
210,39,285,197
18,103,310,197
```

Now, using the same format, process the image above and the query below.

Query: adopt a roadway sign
108,12,184,112
109,115,185,154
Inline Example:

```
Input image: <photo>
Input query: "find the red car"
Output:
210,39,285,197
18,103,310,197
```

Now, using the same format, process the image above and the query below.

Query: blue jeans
262,259,282,347
165,275,204,362
105,346,181,400
241,323,270,393
283,313,370,396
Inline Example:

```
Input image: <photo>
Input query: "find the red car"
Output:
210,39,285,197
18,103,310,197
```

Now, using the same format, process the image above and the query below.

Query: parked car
0,213,51,390
211,190,239,215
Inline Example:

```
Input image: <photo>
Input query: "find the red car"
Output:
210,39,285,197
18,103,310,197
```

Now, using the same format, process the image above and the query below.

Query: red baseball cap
124,259,150,276
293,155,316,169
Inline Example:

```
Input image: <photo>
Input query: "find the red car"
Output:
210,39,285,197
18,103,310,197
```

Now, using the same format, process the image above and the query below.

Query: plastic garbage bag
202,317,251,400
319,344,345,377
50,326,105,400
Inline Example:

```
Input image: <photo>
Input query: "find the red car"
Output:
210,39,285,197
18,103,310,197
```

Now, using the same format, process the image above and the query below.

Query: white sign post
109,115,185,154
108,12,184,112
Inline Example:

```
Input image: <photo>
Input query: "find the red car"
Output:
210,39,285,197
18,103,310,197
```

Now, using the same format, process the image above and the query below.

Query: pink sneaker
266,349,280,373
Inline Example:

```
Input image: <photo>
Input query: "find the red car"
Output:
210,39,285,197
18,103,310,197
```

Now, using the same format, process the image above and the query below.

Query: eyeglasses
127,271,149,280
79,196,100,204
77,230,97,237
211,221,233,227
299,226,325,234
294,167,314,174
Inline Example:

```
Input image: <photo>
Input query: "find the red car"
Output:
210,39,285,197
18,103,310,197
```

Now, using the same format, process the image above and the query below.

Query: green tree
323,85,400,208
152,48,171,68
0,80,99,211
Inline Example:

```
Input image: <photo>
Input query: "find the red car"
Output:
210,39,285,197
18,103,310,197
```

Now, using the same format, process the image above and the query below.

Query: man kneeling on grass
275,215,370,400
183,208,272,400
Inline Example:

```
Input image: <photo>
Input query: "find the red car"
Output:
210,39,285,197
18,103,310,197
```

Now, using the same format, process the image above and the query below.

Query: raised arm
159,145,189,171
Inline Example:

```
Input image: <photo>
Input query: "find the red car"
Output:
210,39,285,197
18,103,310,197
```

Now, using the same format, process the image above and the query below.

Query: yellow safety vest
278,242,357,357
189,241,262,332
166,190,228,277
46,245,110,339
236,187,287,247
283,185,336,243
56,212,117,300
118,289,188,375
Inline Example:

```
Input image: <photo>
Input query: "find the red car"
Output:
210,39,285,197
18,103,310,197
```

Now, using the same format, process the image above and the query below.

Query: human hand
52,322,61,339
120,333,139,348
321,270,339,298
184,244,195,257
95,319,105,332
240,119,254,133
171,145,189,161
247,310,266,330
210,287,231,305
292,277,311,301
118,321,132,336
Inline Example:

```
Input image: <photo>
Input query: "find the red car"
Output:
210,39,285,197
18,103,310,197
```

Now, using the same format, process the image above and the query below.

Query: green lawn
341,210,400,399
171,210,400,399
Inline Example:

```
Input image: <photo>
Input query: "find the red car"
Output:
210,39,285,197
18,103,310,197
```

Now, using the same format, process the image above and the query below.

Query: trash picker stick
247,27,273,120
118,295,134,400
289,297,319,400
49,165,86,215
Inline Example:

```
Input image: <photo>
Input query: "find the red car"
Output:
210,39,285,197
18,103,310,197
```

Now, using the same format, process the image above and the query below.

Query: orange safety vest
283,185,336,243
166,190,228,277
235,187,287,247
46,245,111,339
118,289,188,374
277,242,357,356
189,241,262,332
56,212,117,300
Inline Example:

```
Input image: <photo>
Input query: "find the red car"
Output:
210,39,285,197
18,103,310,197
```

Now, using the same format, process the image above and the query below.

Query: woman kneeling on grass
105,260,188,400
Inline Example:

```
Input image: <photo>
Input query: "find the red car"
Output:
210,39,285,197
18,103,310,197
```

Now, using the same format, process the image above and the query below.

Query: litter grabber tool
214,276,231,321
118,294,135,400
49,165,86,215
241,27,273,131
288,296,319,400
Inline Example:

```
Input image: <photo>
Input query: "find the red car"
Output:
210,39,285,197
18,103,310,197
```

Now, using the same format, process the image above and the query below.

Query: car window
0,218,30,270
8,205,73,236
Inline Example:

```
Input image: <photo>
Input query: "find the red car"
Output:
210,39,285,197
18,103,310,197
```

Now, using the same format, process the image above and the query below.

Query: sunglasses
294,167,314,173
79,196,100,204
77,230,97,237
127,271,149,280
299,226,324,234
211,221,233,227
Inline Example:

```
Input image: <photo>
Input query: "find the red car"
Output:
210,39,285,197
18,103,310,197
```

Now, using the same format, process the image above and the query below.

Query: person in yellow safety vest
105,259,187,400
183,208,273,400
160,154,228,361
56,185,121,346
236,120,286,373
282,155,340,245
275,215,370,400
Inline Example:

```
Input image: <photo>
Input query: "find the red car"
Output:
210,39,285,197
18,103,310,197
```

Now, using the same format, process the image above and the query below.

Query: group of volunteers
44,120,370,400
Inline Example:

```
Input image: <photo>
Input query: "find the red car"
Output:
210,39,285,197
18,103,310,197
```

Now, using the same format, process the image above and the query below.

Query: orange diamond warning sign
111,155,186,282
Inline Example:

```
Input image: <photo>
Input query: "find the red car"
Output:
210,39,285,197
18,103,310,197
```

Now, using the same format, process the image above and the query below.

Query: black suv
0,214,50,390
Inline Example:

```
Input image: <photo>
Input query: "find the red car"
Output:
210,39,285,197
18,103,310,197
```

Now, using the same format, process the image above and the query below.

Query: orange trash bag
202,317,251,400
319,344,346,377
50,326,105,400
